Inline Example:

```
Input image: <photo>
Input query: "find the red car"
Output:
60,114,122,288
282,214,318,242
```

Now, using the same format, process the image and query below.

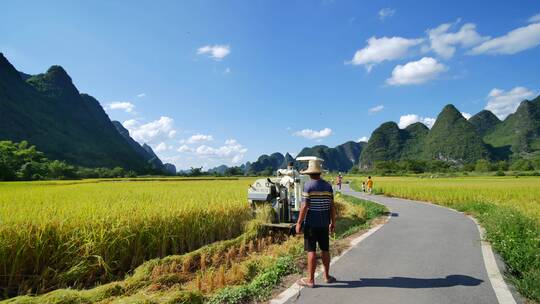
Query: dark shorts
304,226,329,252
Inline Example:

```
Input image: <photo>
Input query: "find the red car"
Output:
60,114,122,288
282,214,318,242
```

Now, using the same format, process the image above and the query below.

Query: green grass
349,175,540,301
334,193,387,239
208,256,297,304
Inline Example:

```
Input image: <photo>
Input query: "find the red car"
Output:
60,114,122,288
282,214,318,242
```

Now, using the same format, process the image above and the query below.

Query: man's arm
296,202,308,234
329,194,336,233
296,191,309,234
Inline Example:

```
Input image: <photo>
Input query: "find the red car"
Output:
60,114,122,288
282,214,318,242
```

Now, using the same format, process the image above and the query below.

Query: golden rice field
1,188,382,304
351,176,540,220
0,178,255,298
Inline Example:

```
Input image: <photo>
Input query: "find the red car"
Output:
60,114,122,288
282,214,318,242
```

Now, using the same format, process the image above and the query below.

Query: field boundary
358,192,518,304
269,213,391,304
468,216,518,304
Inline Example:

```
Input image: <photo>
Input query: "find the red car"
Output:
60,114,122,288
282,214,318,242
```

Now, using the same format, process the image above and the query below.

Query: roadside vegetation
2,192,386,303
350,176,540,301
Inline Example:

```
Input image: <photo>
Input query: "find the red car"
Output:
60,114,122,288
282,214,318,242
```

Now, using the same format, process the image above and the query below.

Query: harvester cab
247,156,323,233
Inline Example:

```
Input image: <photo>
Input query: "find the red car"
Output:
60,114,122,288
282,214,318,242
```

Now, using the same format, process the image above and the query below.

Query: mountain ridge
422,104,491,163
0,53,168,173
484,97,540,155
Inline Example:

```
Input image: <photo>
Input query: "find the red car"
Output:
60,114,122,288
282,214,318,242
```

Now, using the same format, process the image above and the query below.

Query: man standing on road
295,159,337,288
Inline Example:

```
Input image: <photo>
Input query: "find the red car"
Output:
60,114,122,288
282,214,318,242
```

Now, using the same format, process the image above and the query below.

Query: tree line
0,141,140,181
351,158,540,175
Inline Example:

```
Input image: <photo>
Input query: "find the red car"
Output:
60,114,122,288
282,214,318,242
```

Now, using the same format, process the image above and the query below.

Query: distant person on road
361,181,366,192
366,176,373,194
336,173,343,190
296,159,337,288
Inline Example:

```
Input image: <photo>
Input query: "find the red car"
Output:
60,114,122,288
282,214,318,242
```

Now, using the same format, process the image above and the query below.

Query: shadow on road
325,275,483,289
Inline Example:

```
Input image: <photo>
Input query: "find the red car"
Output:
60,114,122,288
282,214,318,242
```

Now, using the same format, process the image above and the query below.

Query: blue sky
2,0,540,169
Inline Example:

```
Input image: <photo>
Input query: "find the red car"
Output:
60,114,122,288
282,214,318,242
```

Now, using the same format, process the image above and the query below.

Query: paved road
285,185,509,304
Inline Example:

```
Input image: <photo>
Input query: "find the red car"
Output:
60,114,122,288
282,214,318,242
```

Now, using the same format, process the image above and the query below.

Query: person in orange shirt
366,176,373,194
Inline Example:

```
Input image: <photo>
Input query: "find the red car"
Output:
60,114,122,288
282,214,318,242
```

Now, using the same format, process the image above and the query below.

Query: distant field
0,178,255,298
350,176,540,220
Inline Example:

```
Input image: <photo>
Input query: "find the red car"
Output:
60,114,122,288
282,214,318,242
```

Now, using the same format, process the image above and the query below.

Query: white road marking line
468,216,517,304
269,214,391,304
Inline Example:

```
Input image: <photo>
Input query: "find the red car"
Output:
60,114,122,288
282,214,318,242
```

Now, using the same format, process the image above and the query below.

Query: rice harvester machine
247,156,324,233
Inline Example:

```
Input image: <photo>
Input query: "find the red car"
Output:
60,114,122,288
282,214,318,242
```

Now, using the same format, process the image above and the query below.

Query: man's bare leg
307,251,317,284
322,250,331,279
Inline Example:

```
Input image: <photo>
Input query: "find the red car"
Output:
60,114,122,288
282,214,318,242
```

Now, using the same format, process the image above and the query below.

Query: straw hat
301,159,323,174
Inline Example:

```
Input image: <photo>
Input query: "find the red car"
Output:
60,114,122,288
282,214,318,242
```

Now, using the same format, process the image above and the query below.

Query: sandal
324,275,337,283
297,277,314,288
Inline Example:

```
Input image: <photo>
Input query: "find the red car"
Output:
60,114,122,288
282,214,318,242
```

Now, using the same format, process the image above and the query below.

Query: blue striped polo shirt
302,179,333,228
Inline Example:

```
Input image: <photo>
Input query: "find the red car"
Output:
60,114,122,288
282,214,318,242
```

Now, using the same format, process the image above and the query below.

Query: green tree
496,160,509,171
463,163,475,172
260,166,274,176
349,166,360,174
510,159,534,171
17,161,47,180
0,141,49,181
428,160,451,172
48,160,76,179
189,167,204,177
111,167,126,177
404,160,426,173
225,166,243,176
475,159,491,172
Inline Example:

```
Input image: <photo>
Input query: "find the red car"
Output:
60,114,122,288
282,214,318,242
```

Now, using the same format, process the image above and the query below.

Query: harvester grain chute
247,156,324,234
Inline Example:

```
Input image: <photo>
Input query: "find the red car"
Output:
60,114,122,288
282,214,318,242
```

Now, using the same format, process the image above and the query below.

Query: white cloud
358,136,369,142
122,116,177,143
171,138,248,169
378,8,395,20
293,128,333,140
387,57,447,86
469,22,540,55
423,117,436,128
368,105,384,114
181,134,214,144
349,36,424,71
461,112,472,120
427,22,488,58
177,145,193,152
197,44,231,60
398,114,436,129
137,93,146,98
106,101,135,113
123,119,138,129
485,87,535,119
528,13,540,23
194,140,247,164
154,142,170,152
